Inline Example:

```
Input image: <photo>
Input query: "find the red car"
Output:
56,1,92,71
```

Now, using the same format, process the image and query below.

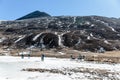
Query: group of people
21,53,85,61
70,54,85,60
21,53,45,61
21,54,31,59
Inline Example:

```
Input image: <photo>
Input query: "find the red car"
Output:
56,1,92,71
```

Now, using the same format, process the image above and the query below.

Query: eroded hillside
0,16,120,52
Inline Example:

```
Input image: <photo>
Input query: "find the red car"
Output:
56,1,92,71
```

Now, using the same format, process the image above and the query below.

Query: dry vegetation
22,67,120,80
1,47,120,63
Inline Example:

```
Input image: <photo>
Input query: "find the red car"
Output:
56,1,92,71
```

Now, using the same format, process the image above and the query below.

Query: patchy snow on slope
117,34,120,36
104,40,111,44
90,24,95,27
73,17,76,23
58,34,64,46
90,33,93,37
87,36,90,40
85,21,90,25
0,56,120,80
15,35,26,43
0,37,6,43
95,19,109,26
75,38,81,45
33,33,42,41
0,21,2,24
109,26,117,32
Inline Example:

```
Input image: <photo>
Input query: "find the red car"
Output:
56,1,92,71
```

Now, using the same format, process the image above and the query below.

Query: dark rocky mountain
0,14,120,52
17,11,51,20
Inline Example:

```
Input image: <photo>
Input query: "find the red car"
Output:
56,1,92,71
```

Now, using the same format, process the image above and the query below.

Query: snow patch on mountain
104,40,111,44
0,37,6,43
33,33,43,41
15,35,26,43
109,26,117,32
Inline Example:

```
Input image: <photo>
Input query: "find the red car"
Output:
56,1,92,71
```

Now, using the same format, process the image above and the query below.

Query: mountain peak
17,10,51,20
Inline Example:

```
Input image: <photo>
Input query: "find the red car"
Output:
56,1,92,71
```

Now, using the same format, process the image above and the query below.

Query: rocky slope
0,13,120,52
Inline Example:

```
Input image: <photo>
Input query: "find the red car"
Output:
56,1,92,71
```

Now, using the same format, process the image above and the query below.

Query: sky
0,0,120,20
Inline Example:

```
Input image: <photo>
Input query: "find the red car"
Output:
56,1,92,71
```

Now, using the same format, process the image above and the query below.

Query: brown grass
1,47,120,63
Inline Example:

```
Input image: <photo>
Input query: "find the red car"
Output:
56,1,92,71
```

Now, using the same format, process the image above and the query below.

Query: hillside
0,14,120,52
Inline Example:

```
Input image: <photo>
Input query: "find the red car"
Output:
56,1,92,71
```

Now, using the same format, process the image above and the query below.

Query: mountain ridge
17,10,51,20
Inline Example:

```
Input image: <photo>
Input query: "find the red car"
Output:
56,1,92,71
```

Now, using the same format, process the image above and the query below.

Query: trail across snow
0,56,120,80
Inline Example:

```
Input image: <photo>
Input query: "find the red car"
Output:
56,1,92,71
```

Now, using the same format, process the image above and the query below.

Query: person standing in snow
28,54,30,59
70,54,73,59
41,54,45,61
21,53,24,59
78,54,82,60
70,54,75,60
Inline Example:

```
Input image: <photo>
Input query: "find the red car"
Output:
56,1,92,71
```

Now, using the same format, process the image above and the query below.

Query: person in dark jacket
41,54,45,61
70,54,75,60
21,54,24,59
28,54,30,59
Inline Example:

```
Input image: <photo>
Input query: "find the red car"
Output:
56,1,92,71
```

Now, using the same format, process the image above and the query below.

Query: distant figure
99,47,105,53
70,54,75,60
82,55,85,61
21,54,24,59
78,54,85,61
78,54,82,60
28,54,30,59
82,55,85,59
41,54,45,61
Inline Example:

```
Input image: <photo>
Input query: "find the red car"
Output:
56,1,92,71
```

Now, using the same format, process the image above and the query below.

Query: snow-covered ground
0,56,120,80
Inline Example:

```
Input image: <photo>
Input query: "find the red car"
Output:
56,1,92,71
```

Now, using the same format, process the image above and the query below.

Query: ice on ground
0,56,120,80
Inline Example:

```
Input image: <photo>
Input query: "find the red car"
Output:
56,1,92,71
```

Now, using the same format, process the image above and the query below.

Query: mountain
0,14,120,52
17,11,51,20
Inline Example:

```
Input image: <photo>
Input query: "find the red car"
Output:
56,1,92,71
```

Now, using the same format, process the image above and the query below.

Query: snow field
0,56,120,80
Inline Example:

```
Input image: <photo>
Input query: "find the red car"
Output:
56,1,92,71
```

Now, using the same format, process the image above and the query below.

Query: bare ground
22,67,120,80
1,47,120,63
